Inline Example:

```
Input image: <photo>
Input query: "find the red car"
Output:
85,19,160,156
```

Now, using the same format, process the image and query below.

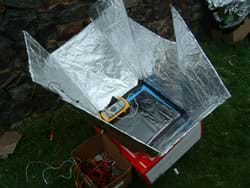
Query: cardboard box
212,18,250,43
72,134,132,188
112,122,202,185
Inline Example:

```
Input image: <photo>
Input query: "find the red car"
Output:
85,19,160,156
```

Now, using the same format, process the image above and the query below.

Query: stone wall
0,0,207,127
127,0,208,39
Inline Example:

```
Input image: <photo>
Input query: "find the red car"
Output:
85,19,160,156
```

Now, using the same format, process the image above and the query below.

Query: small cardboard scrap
212,18,250,43
72,134,132,188
0,131,22,155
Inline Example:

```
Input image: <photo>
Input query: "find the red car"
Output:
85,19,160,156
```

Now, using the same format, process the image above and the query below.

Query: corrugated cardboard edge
0,131,22,155
71,134,132,188
212,18,250,43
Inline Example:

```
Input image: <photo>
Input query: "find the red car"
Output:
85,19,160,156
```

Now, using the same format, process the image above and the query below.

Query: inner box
113,81,188,145
72,134,132,188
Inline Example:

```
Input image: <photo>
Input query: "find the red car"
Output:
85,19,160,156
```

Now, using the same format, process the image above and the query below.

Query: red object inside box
95,128,176,185
96,122,203,185
112,137,185,185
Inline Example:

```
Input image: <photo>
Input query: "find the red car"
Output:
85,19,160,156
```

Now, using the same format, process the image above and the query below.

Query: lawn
0,39,250,188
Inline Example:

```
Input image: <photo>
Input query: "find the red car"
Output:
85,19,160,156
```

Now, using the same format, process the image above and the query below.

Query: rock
1,70,27,90
0,36,15,69
46,0,76,8
0,154,8,160
13,57,27,70
44,0,74,9
82,18,90,28
36,2,88,45
0,131,22,156
0,36,12,49
47,39,58,50
13,43,30,71
61,0,76,5
35,24,57,48
10,121,23,129
5,0,45,9
0,89,10,106
8,83,33,101
0,0,5,13
147,19,169,38
128,4,154,23
191,12,203,22
0,70,12,89
56,40,67,47
0,89,12,126
57,20,84,39
124,0,141,8
0,9,37,41
191,3,203,12
38,2,89,25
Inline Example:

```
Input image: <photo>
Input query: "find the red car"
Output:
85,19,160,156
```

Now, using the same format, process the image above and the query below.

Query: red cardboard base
97,122,202,185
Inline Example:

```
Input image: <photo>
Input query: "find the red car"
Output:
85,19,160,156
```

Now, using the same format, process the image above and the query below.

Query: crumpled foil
24,0,230,155
207,0,250,28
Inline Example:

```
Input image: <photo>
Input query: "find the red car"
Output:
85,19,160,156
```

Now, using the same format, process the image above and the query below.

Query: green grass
1,39,250,188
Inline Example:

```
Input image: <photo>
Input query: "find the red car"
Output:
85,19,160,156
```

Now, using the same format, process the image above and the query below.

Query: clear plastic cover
24,0,230,155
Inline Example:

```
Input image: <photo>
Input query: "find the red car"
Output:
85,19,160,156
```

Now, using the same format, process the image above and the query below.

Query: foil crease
24,0,231,155
51,23,138,112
